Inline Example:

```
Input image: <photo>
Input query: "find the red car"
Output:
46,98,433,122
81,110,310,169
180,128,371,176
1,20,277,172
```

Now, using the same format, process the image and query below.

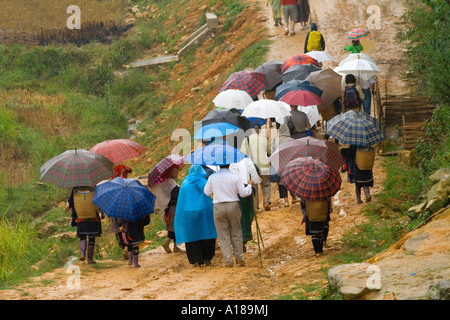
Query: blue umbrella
193,122,240,140
275,80,323,100
326,111,385,146
93,178,156,222
186,143,248,165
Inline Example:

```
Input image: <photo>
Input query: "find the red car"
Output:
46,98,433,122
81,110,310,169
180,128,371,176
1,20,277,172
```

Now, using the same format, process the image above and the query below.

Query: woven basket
74,187,98,219
305,200,329,222
356,148,375,170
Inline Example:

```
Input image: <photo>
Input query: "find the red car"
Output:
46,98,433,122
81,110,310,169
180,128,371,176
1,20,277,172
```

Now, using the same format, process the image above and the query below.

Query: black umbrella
199,108,251,131
255,60,284,91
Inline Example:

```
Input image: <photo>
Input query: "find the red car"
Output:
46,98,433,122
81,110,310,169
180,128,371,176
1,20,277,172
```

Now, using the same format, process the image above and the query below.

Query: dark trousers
185,239,216,265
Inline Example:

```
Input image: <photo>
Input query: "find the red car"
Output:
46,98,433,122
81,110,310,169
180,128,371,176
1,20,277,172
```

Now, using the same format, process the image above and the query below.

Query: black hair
345,74,357,84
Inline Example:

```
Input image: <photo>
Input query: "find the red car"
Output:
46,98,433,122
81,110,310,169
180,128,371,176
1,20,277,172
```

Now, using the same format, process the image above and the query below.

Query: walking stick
250,173,264,268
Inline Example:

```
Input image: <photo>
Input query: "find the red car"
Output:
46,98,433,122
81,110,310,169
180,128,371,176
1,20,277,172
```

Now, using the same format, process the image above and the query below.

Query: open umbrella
281,157,341,201
199,108,251,131
89,139,147,165
335,58,380,88
281,54,320,74
212,89,254,110
219,70,266,99
281,64,321,83
255,60,284,90
338,53,376,67
270,137,343,172
274,80,322,100
193,122,240,140
305,51,334,63
186,143,248,166
241,99,291,119
346,28,371,40
305,68,342,116
93,178,156,222
280,90,323,107
40,149,114,188
298,105,320,127
326,110,385,146
148,154,185,187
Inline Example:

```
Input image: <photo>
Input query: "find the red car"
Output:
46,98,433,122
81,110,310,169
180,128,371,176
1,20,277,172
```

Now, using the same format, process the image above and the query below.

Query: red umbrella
280,90,323,106
270,137,344,172
219,70,266,100
281,158,341,201
281,55,320,74
147,154,185,187
90,139,147,164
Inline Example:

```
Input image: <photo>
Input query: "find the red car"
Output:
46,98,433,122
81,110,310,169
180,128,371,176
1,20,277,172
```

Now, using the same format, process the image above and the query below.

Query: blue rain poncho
174,165,217,244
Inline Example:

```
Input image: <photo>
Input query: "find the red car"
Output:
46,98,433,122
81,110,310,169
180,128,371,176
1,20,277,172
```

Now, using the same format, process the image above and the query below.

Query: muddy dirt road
0,0,408,301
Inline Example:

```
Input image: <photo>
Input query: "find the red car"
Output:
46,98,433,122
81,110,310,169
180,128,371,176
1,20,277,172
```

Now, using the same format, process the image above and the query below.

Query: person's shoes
278,19,283,26
193,262,201,268
356,199,363,204
264,203,271,211
133,254,141,268
366,196,372,203
236,260,246,267
323,241,330,248
225,262,234,268
127,251,133,265
284,29,289,35
289,31,296,36
274,21,279,27
204,260,211,266
173,246,182,253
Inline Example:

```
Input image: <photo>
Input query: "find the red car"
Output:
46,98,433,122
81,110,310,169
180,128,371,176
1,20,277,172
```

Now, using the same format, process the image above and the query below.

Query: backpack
307,31,322,52
344,86,362,109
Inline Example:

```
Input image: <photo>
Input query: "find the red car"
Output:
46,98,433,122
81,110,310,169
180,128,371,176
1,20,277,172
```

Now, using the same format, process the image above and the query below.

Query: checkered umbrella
93,178,156,222
280,55,320,74
270,137,343,172
326,111,385,147
281,158,341,201
219,70,267,99
89,139,147,164
281,64,321,83
147,154,185,187
40,149,114,188
255,60,284,90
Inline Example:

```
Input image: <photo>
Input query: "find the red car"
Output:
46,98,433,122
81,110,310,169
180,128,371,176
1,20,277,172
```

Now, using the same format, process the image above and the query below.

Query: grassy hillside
0,0,270,287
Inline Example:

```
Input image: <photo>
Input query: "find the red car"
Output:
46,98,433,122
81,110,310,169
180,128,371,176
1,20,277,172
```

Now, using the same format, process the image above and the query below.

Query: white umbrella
338,53,376,67
305,51,333,62
298,105,320,126
334,59,380,88
213,89,254,110
242,99,291,119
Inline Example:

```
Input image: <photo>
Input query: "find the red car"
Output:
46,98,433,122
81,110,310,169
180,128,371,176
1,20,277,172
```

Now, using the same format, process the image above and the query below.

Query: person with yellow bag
304,23,325,53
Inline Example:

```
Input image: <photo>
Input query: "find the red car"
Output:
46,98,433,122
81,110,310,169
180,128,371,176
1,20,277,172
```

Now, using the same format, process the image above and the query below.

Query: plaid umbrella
255,60,284,90
93,178,156,222
147,154,185,187
219,70,266,99
280,90,323,106
346,28,371,40
281,64,321,83
326,111,385,146
270,137,343,172
281,158,341,201
281,55,320,74
89,139,147,164
40,149,114,188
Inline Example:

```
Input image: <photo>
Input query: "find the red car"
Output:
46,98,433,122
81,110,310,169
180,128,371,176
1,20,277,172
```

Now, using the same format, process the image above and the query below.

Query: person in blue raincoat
174,165,218,267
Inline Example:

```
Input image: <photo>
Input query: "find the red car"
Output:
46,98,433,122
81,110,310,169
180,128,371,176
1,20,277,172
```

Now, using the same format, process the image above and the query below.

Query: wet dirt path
0,0,409,300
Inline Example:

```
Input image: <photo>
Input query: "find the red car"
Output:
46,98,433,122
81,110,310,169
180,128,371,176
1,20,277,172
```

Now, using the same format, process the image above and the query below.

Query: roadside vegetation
0,0,267,288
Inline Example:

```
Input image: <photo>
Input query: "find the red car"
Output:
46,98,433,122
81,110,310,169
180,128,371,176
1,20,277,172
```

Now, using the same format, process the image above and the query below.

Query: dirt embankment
1,0,432,301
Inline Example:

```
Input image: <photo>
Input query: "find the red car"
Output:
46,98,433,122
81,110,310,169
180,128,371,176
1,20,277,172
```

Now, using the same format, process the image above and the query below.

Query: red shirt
282,0,297,5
